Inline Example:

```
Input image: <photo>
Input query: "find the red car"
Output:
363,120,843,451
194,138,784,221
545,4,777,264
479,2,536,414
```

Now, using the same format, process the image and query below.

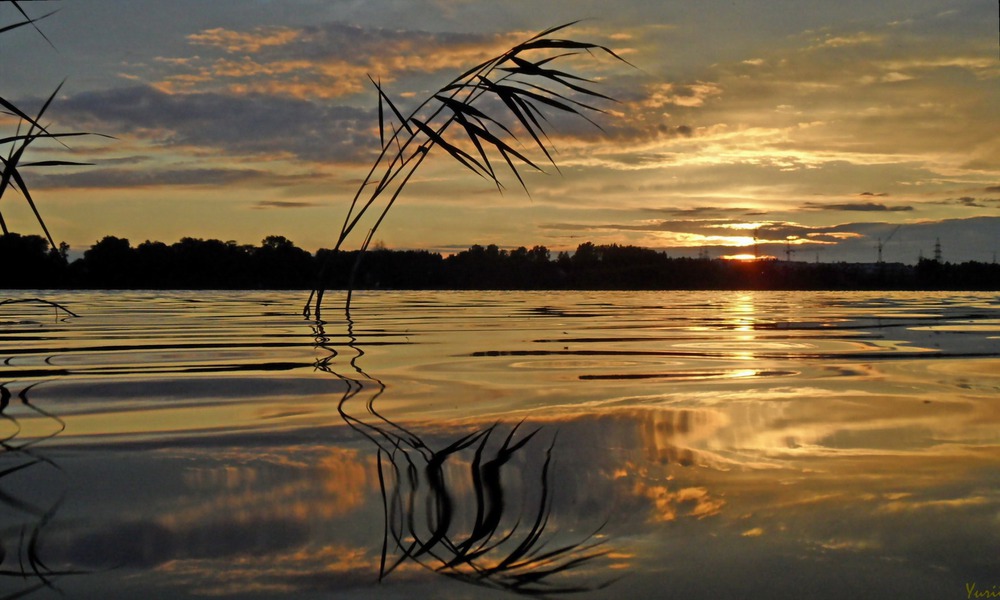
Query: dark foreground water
1,290,998,599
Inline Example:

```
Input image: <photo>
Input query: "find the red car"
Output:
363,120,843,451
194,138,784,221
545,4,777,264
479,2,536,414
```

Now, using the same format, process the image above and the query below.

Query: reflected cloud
153,543,377,596
635,484,725,522
876,495,991,514
160,447,375,529
640,408,731,468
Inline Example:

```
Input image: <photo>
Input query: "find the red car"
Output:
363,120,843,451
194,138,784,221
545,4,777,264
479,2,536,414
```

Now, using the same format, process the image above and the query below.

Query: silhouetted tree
252,235,314,288
133,241,172,288
572,242,599,268
170,238,252,288
82,236,134,288
359,249,444,288
0,233,68,287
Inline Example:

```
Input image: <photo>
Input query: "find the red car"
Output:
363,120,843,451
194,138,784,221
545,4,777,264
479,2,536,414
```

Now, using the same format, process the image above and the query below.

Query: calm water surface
1,290,998,599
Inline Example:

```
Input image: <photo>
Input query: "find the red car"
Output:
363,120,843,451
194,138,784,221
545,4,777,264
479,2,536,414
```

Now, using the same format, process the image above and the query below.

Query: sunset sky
3,0,998,263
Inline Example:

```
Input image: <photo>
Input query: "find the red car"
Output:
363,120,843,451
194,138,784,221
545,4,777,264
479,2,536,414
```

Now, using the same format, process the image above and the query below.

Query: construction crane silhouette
877,225,902,263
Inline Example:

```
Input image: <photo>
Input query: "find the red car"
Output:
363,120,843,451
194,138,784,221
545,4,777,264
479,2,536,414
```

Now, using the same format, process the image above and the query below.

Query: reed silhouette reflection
312,315,614,595
1,299,86,597
0,382,85,599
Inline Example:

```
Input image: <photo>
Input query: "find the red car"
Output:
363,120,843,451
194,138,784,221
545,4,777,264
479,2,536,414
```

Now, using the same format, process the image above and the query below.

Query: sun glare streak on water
0,290,998,599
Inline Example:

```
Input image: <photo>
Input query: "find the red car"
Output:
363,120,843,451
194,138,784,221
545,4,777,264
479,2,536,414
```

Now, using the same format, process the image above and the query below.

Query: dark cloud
598,117,702,147
621,123,695,140
985,186,1000,194
957,196,1000,207
859,191,889,197
146,21,502,96
31,166,278,189
802,201,913,212
543,218,779,237
644,206,766,218
755,223,822,239
180,20,489,67
540,222,608,232
956,196,985,208
82,155,155,167
929,196,1000,208
54,85,377,163
252,200,319,209
278,21,488,64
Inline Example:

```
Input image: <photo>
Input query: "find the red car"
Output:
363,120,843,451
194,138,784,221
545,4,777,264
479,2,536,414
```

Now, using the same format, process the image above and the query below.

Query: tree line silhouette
2,233,999,291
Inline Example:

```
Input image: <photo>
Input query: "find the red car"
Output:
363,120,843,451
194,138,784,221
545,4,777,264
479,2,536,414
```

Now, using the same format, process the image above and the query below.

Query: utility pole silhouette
877,225,902,263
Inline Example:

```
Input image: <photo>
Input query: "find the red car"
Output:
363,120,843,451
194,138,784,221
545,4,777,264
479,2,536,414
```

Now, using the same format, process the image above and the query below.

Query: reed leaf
454,113,543,175
5,166,56,249
0,1,57,46
308,21,630,317
369,75,413,138
409,117,489,181
475,79,558,170
1,4,107,253
18,159,93,167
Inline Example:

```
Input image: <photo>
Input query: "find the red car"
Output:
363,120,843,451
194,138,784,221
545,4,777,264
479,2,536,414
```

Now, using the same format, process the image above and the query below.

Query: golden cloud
818,32,884,48
641,81,723,109
188,26,302,53
151,26,532,101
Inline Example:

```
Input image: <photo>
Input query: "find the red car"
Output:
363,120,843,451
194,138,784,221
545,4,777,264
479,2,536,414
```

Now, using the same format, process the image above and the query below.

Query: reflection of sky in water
1,291,999,598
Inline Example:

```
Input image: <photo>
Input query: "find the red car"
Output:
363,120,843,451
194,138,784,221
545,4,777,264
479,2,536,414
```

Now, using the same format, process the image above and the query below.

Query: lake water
1,290,999,599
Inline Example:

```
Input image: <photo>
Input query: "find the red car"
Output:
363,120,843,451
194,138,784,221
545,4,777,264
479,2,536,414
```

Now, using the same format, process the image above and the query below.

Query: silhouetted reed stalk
306,21,630,318
1,1,108,251
311,318,613,595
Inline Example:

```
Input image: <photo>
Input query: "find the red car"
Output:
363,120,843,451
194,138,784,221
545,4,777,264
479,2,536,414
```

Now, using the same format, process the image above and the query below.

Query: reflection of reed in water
313,318,613,595
0,298,79,320
0,382,83,598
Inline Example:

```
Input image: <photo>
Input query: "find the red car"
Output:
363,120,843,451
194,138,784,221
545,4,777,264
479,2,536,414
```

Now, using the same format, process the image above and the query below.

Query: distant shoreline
5,283,1000,292
3,234,999,292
